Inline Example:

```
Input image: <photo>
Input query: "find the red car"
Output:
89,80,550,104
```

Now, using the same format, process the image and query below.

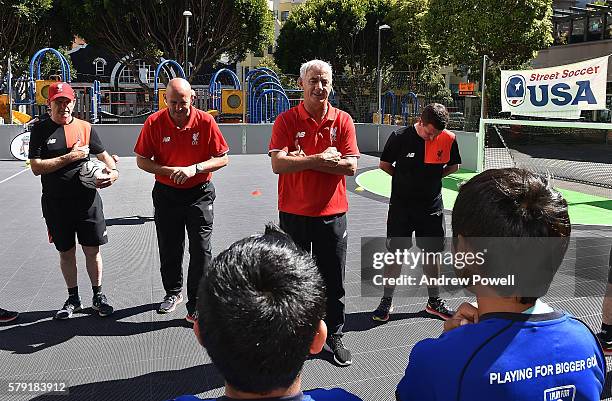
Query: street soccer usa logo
505,74,526,107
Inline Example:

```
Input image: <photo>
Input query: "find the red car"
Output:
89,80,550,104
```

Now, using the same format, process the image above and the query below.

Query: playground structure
379,90,419,125
1,48,438,126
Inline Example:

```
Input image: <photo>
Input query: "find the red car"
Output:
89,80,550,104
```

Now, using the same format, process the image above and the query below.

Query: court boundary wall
0,123,479,171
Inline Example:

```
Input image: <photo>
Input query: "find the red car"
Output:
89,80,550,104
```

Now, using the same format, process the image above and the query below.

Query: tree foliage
274,0,452,120
424,0,553,76
274,0,393,75
0,0,73,80
61,0,274,82
384,0,431,70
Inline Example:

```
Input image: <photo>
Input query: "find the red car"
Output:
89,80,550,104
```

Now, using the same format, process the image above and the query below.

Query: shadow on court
575,200,612,212
344,310,442,333
106,215,155,226
29,363,224,401
0,304,190,354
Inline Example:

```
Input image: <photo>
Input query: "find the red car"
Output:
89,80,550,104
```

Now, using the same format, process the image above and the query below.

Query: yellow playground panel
0,95,32,124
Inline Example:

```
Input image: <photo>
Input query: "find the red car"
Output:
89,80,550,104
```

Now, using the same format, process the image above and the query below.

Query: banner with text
501,56,609,114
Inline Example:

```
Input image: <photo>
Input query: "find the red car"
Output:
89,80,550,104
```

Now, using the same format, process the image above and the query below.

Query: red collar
297,102,337,122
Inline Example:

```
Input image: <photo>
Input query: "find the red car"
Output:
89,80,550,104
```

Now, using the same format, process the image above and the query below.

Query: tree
424,0,553,77
61,0,274,83
274,0,394,75
275,0,451,122
385,0,431,70
0,0,73,82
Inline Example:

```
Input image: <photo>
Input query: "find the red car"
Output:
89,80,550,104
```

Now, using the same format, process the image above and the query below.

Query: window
118,60,157,84
588,16,603,40
554,20,571,44
571,17,585,42
93,57,107,76
281,11,289,22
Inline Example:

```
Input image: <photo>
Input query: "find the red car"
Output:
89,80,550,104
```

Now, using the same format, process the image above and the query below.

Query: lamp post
377,24,390,124
183,10,192,77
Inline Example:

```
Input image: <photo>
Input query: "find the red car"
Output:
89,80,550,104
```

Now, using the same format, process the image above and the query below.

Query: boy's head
196,224,327,394
452,168,571,301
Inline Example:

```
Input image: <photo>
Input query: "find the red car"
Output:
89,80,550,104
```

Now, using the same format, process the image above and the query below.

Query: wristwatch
195,162,204,174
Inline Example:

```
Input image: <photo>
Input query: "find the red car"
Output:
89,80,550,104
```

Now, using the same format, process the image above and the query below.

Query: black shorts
42,191,108,252
386,204,445,252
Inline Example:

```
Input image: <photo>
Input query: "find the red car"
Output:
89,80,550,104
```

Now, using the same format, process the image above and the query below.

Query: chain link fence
272,70,482,131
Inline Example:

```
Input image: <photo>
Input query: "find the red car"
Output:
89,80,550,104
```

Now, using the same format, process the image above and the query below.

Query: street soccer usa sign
501,56,609,114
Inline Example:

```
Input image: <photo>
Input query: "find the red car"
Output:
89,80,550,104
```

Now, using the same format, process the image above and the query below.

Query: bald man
135,78,229,323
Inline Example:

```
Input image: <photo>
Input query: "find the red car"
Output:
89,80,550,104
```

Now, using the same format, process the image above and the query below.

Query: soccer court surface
356,168,612,227
0,154,610,401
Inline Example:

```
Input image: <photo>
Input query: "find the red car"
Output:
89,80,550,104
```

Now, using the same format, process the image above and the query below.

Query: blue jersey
169,388,362,401
397,311,606,401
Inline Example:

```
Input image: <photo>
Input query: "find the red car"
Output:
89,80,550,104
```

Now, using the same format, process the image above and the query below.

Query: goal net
480,118,612,190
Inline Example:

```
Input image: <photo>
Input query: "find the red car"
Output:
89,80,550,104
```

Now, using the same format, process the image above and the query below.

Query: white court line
0,167,30,184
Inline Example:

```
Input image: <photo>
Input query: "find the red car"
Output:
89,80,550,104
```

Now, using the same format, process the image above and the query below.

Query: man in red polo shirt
135,78,228,324
269,59,359,366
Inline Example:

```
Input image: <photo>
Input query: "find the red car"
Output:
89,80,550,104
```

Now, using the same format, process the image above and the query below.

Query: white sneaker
158,293,183,314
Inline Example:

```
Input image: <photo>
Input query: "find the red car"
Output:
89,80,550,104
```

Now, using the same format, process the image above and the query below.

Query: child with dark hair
168,224,362,401
396,168,606,401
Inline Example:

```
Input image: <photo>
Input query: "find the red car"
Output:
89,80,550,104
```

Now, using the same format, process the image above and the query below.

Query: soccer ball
79,159,107,189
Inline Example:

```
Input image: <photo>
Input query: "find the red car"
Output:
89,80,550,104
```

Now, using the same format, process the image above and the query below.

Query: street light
377,24,390,124
183,10,193,77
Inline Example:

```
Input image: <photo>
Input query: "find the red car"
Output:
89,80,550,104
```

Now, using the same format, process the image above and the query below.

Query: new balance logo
406,153,415,158
163,137,171,143
47,138,57,144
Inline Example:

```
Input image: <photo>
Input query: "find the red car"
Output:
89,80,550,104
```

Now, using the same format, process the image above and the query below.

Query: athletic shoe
185,310,198,324
158,293,183,314
92,293,114,317
323,335,352,366
596,332,612,356
55,298,82,320
372,296,393,322
425,297,454,321
0,308,19,323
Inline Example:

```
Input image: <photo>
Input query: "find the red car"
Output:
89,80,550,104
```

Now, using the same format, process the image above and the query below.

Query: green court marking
355,168,612,226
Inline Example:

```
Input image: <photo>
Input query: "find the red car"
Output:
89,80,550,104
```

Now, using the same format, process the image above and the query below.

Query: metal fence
4,70,484,129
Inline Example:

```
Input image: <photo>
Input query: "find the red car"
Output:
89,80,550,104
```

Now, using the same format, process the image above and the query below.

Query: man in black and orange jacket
372,103,461,323
29,82,118,320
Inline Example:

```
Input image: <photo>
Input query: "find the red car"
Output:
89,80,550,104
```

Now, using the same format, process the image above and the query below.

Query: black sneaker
185,310,198,325
372,297,393,322
323,335,352,366
425,297,454,321
158,293,183,314
92,293,114,317
55,298,82,320
596,332,612,356
0,308,19,322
